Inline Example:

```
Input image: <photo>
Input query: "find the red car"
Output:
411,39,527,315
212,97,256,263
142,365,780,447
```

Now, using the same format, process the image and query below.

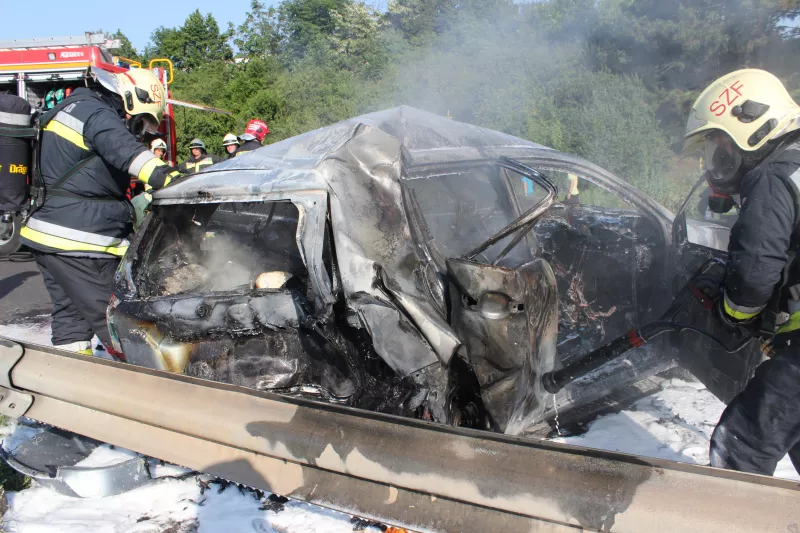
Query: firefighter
682,69,800,475
564,173,580,204
20,67,178,355
235,119,269,156
177,138,221,174
150,138,168,161
222,133,239,159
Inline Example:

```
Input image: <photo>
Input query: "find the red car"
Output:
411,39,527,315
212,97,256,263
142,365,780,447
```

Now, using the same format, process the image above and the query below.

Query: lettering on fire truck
59,51,85,59
709,81,744,117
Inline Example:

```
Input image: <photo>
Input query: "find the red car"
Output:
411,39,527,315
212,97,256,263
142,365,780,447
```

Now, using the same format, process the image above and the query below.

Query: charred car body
109,107,761,434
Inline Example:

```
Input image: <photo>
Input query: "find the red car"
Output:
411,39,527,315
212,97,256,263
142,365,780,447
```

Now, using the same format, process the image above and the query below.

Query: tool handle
541,329,645,394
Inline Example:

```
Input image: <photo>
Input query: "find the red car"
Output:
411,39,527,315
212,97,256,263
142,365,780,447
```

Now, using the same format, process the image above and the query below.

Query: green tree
277,0,351,58
147,10,233,70
234,1,281,59
109,30,141,63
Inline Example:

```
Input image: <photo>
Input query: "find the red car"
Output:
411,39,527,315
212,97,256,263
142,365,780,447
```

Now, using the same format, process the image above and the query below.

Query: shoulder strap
30,94,102,210
0,126,37,138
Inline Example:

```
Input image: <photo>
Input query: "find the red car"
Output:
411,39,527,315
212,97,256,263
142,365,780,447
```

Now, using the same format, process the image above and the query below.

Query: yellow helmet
90,67,166,126
683,69,800,155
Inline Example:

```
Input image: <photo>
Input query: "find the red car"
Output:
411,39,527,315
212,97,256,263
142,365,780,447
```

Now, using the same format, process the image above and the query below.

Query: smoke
367,0,800,198
156,202,303,295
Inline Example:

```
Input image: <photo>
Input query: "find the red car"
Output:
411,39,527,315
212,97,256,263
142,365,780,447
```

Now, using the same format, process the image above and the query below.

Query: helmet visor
702,132,743,194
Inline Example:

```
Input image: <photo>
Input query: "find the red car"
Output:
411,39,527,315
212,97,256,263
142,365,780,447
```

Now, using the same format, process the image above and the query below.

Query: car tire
0,213,22,257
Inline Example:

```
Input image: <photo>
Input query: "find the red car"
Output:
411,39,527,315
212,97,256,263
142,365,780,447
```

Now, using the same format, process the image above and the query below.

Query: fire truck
0,32,178,163
0,32,178,256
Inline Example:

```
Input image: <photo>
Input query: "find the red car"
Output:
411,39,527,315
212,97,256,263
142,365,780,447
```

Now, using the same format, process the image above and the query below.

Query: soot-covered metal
110,106,692,435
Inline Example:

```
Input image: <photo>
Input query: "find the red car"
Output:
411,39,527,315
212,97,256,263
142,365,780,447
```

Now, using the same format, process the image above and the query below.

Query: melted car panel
111,107,679,435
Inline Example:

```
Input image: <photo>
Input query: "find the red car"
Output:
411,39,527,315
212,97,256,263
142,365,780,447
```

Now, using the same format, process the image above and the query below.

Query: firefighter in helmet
222,133,239,159
235,119,269,156
20,67,179,355
683,69,800,475
150,138,168,161
176,138,221,175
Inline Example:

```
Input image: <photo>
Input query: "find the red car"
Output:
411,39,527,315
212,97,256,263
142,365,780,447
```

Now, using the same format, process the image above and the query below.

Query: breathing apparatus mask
700,130,773,214
705,180,739,214
701,132,745,195
126,114,159,142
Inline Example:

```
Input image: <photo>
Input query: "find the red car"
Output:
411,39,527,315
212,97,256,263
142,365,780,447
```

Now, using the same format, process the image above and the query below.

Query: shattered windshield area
403,162,545,266
139,201,306,297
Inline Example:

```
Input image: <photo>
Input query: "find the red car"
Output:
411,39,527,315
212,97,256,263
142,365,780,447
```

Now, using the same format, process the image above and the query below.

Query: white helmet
150,138,168,151
222,133,239,147
683,69,800,193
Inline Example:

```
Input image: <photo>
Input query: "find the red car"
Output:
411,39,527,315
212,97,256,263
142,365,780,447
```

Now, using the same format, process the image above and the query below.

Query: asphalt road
0,254,51,321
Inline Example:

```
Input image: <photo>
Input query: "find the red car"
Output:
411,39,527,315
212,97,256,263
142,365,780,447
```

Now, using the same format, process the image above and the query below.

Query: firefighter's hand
713,298,763,339
132,192,153,230
690,260,726,302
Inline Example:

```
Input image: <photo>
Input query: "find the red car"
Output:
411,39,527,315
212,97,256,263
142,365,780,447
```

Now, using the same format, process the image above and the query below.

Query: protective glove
131,191,152,230
687,259,726,307
713,297,775,353
761,312,800,356
714,298,758,332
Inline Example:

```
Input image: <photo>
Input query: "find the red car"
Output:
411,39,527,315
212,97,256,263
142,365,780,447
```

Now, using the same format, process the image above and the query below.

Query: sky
1,0,278,52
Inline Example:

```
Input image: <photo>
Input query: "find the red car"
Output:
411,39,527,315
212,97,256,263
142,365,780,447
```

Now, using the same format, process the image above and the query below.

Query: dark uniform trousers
710,336,800,475
34,253,118,347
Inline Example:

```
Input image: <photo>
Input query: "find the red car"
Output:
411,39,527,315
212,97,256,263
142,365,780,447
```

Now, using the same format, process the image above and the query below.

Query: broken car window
403,162,550,267
139,201,306,297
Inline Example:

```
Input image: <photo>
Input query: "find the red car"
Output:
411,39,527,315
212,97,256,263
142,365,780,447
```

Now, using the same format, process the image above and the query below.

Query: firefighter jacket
722,138,800,320
176,151,222,174
20,88,176,258
234,139,261,156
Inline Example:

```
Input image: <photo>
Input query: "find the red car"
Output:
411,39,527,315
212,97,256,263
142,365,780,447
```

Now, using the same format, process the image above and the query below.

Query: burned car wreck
110,106,760,435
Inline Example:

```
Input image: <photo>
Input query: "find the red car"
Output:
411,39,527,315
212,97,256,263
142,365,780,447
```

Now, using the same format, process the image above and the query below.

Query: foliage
146,10,233,70
115,0,800,208
109,30,141,63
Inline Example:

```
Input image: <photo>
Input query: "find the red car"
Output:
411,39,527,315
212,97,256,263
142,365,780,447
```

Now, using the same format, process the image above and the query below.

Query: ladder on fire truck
0,32,120,50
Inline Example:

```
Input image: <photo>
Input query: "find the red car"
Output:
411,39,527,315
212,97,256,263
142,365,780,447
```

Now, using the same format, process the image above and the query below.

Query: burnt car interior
140,201,308,297
117,200,421,413
404,161,671,373
529,170,671,367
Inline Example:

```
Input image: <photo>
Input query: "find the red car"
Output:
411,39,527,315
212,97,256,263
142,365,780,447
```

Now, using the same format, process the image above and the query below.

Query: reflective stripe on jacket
177,153,221,175
21,88,173,258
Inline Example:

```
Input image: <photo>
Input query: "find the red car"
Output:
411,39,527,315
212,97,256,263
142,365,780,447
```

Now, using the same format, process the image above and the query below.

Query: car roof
155,106,552,201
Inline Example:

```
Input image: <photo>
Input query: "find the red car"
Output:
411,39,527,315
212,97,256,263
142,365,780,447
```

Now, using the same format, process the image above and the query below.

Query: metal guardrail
1,338,799,533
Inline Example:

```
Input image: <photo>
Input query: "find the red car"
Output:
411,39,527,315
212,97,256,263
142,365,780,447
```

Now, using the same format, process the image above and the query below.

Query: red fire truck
0,32,183,256
0,32,178,164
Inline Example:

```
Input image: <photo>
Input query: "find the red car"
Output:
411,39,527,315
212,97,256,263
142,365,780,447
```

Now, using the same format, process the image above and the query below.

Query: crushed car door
404,157,560,434
670,177,763,403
